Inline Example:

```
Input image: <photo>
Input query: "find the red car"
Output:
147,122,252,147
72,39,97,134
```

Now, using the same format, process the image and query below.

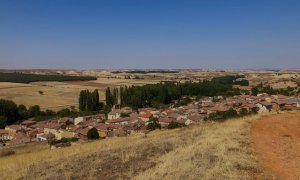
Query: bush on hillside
147,118,161,130
87,128,99,139
167,122,185,129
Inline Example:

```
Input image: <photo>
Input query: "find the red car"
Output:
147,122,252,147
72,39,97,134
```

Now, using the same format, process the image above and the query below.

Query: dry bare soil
0,115,272,180
251,111,300,180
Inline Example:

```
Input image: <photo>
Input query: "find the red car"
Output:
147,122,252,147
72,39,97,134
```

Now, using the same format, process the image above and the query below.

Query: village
0,93,299,148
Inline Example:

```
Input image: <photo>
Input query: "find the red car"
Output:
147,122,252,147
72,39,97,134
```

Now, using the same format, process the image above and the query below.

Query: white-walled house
108,109,121,120
74,117,84,125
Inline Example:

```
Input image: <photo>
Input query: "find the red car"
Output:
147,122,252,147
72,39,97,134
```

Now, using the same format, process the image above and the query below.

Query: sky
0,0,300,69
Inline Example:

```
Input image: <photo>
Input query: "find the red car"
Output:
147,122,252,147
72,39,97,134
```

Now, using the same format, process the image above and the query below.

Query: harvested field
0,82,99,110
0,115,271,179
251,111,300,179
66,77,161,88
0,77,162,111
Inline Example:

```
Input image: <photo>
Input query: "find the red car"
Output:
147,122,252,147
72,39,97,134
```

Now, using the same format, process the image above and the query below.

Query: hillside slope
0,115,271,179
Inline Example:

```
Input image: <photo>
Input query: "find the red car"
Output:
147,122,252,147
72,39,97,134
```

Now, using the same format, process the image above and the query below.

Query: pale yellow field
0,78,161,111
0,82,98,110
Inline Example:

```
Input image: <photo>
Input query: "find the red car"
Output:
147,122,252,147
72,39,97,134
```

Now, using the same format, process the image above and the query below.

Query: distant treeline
212,75,249,86
111,70,179,74
0,72,96,83
251,83,299,96
0,98,101,129
111,75,246,108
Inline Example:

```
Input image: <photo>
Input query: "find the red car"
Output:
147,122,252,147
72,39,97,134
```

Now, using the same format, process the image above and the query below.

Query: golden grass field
0,114,274,180
0,82,97,110
0,78,161,111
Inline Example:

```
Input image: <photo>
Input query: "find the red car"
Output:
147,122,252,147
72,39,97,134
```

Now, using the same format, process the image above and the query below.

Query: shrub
147,118,161,130
208,108,238,121
167,122,185,129
87,128,99,139
239,108,249,116
48,137,79,145
0,150,15,157
0,116,7,129
120,113,130,118
251,107,259,114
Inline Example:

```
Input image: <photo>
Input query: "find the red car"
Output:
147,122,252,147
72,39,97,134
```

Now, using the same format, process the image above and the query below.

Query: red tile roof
21,120,36,126
140,112,153,119
106,117,132,124
158,117,175,123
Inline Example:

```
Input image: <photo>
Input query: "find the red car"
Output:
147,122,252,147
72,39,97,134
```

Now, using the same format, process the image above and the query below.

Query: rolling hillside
0,114,273,179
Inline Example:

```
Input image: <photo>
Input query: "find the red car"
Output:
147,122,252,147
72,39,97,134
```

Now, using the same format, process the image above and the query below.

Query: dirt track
251,111,300,179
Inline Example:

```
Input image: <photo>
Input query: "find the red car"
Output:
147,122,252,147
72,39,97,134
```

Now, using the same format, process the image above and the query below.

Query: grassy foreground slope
0,115,271,179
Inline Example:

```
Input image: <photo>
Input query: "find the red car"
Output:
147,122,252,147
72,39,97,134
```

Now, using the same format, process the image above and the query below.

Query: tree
147,118,161,130
28,105,41,117
87,128,99,139
113,88,118,105
0,99,19,125
0,116,7,129
45,109,56,116
120,112,129,118
93,89,100,111
79,90,85,111
239,108,249,116
79,89,100,111
18,104,28,120
167,122,185,129
105,88,113,107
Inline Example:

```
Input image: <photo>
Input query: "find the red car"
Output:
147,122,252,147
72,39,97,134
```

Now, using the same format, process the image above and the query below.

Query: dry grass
0,82,100,110
0,114,271,179
0,78,160,111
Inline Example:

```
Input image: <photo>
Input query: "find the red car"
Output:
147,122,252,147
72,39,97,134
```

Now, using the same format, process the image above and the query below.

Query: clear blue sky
1,0,300,69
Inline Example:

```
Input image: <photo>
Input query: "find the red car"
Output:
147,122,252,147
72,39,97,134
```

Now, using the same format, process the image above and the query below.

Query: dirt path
251,111,300,179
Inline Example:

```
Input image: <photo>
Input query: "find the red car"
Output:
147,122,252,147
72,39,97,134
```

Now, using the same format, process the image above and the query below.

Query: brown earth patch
251,111,300,179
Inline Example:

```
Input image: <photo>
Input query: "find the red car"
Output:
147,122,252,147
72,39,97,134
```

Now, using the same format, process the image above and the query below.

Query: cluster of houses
0,93,299,147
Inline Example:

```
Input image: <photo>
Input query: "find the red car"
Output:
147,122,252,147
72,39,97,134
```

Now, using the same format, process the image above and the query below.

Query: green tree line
251,83,299,96
0,72,96,83
116,78,242,108
0,95,102,129
79,89,100,111
211,75,249,86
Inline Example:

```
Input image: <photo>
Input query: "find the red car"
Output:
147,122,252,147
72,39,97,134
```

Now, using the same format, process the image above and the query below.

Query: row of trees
105,88,118,107
0,72,96,84
251,83,299,96
79,90,100,111
208,107,259,121
116,80,241,108
0,99,54,128
0,97,103,129
211,75,249,86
